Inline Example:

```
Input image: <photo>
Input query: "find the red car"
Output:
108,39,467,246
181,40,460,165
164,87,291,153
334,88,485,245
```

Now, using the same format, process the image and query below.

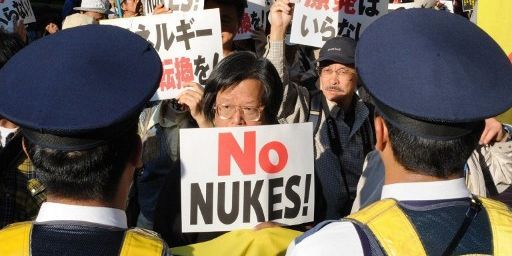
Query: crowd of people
1,0,511,255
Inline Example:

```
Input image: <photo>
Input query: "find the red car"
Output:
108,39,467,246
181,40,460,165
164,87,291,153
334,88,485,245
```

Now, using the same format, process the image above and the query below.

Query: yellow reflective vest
0,222,168,256
347,197,512,255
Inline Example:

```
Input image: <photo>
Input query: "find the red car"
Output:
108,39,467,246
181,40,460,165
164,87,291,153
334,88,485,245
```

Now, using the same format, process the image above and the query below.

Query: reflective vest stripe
0,221,32,256
348,197,512,255
0,223,165,256
479,197,512,255
347,199,427,256
120,228,164,256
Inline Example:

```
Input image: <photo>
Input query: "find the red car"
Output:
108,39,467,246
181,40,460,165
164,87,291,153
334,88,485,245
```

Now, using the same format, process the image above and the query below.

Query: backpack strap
308,90,323,139
345,219,385,256
346,199,427,256
478,197,512,255
0,221,32,256
120,228,167,256
475,149,499,197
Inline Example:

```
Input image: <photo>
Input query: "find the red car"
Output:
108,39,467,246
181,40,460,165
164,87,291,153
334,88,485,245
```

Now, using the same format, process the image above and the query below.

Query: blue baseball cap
317,36,356,66
356,9,512,140
0,25,162,150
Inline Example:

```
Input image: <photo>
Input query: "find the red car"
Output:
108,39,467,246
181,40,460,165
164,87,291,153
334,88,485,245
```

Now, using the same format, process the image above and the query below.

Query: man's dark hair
25,123,139,202
0,31,25,69
203,51,284,124
386,120,481,178
206,0,247,24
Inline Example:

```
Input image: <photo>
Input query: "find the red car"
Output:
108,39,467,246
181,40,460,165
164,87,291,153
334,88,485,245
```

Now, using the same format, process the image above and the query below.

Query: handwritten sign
0,0,35,32
388,1,453,12
235,0,271,40
142,0,204,16
180,123,315,232
290,0,387,47
101,9,222,101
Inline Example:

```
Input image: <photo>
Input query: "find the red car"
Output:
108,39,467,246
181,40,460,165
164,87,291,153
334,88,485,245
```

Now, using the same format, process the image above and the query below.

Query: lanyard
441,196,482,256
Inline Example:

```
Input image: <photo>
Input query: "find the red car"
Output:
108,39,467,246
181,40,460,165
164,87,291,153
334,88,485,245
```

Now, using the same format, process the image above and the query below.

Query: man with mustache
268,0,374,222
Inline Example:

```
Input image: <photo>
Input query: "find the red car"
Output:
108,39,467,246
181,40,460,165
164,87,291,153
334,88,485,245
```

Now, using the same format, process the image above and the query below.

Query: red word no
218,131,288,176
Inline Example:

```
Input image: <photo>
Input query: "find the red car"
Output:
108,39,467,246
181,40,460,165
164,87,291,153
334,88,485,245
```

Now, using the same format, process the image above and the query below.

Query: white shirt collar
381,178,471,201
36,202,127,229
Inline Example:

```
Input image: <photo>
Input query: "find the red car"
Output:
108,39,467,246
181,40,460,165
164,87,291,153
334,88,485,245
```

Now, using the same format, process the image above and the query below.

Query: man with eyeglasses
266,0,374,223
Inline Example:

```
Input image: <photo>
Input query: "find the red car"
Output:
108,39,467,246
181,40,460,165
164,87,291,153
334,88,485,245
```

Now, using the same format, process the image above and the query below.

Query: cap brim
315,55,354,65
73,7,111,14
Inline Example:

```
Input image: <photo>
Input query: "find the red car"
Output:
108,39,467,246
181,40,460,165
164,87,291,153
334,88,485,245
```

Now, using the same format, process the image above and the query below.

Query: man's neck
223,45,234,57
334,94,354,113
46,195,120,210
384,162,463,185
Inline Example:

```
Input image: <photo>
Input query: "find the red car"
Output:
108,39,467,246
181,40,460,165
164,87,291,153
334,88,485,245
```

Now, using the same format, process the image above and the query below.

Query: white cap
62,13,98,30
73,0,111,14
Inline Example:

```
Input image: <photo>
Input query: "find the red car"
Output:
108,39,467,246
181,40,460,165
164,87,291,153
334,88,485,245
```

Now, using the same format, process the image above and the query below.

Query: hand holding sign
14,18,26,42
177,83,211,127
152,3,172,14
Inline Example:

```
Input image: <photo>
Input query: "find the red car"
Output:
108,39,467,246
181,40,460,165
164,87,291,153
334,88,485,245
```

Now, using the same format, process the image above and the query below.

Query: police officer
286,9,512,255
0,25,170,255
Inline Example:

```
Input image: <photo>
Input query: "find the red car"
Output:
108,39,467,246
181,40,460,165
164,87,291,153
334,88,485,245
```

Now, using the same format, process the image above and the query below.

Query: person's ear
374,116,389,152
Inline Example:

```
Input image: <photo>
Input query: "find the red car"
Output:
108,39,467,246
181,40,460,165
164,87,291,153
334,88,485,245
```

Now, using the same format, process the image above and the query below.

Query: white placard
389,0,453,13
164,0,204,12
101,9,223,101
180,123,315,232
439,0,454,13
0,0,35,32
235,0,271,40
142,0,204,16
290,0,388,47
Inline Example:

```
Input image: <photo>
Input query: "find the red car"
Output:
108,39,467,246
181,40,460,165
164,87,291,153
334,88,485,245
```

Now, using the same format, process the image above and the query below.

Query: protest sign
142,0,163,15
289,0,338,48
388,2,425,10
290,0,387,48
142,0,204,16
235,0,271,40
101,9,222,101
0,0,35,32
164,0,204,12
388,1,453,12
180,123,315,232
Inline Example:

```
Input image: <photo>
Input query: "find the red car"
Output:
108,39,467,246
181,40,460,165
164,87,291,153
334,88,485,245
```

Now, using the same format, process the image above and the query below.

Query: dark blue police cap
0,25,162,150
356,9,512,140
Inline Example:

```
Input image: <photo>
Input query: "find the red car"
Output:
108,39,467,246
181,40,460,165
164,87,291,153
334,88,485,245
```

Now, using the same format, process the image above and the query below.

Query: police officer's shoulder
122,227,171,256
291,220,364,255
127,227,162,239
0,221,33,254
